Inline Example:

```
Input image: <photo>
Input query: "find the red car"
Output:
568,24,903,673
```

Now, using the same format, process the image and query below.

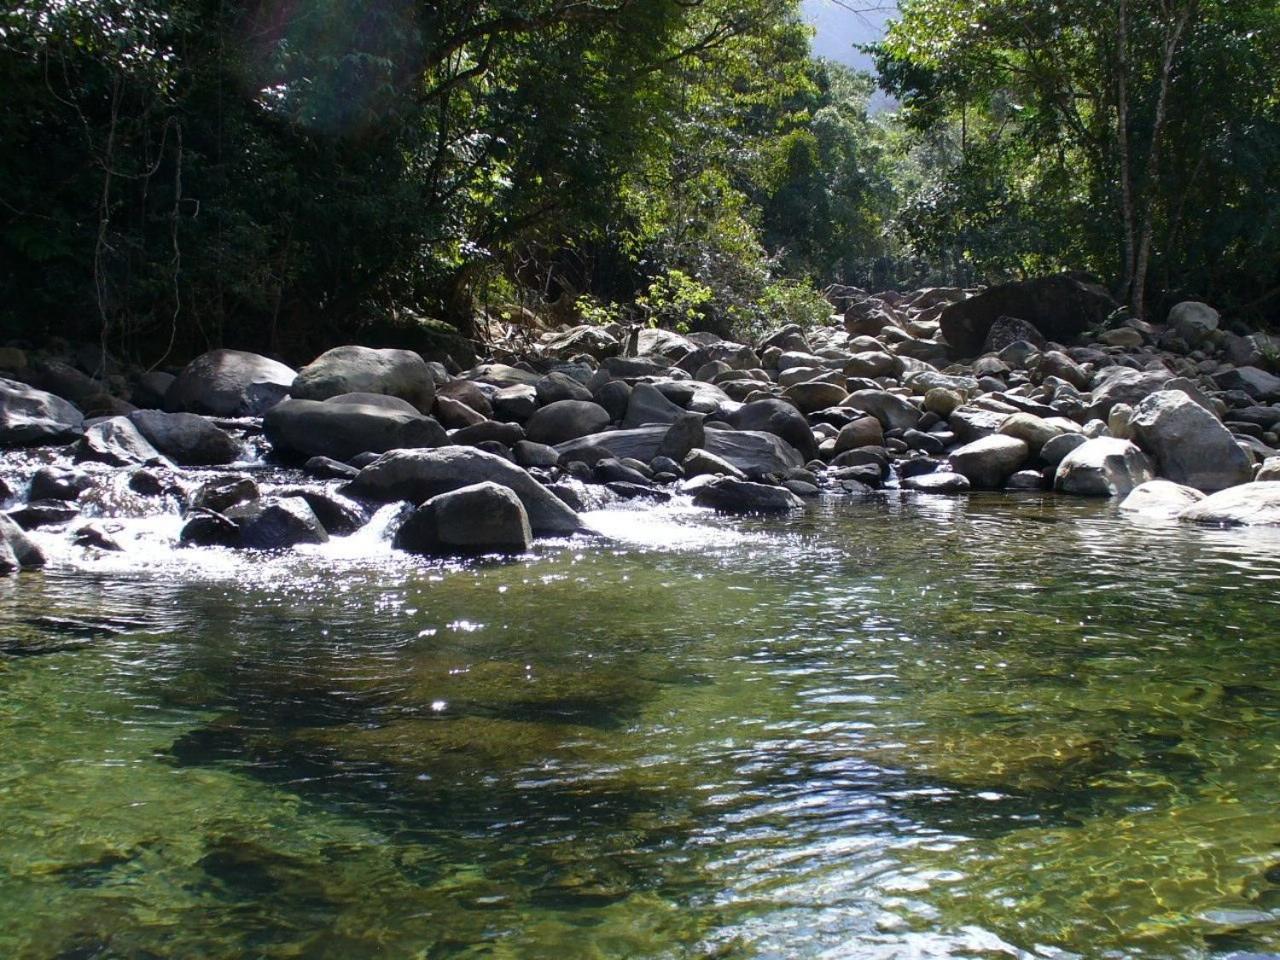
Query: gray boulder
535,371,593,405
292,346,435,412
76,417,168,467
728,398,819,462
1212,366,1280,401
622,382,686,428
393,481,532,555
0,513,46,572
526,400,611,445
1054,438,1154,497
657,413,705,463
555,426,802,478
1130,390,1253,492
0,377,85,445
165,349,296,417
1167,302,1219,344
843,389,921,432
900,471,971,494
1119,480,1205,519
227,496,329,549
264,397,446,462
1088,368,1175,420
948,435,1030,489
346,447,580,535
29,467,94,502
1178,482,1280,527
1040,432,1088,466
687,475,804,514
940,274,1116,357
128,410,240,466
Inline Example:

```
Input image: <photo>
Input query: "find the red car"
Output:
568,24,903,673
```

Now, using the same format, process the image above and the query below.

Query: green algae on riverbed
2,494,1280,958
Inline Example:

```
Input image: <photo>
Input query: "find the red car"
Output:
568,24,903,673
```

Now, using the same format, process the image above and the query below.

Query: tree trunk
1116,0,1137,307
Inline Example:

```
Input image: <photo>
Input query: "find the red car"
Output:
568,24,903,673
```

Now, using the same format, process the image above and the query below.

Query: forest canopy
1,0,1277,364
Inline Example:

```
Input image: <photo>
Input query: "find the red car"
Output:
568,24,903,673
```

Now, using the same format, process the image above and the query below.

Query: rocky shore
2,273,1280,571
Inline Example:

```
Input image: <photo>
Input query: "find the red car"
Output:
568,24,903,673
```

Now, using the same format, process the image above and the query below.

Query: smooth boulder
164,349,297,417
687,475,804,514
0,377,84,445
346,447,580,536
394,481,532,555
1119,480,1205,519
948,436,1029,490
1129,390,1253,492
292,346,436,412
128,410,240,466
1178,482,1280,527
227,496,329,549
729,399,819,462
76,417,168,467
264,397,447,462
525,400,611,445
1054,438,1154,497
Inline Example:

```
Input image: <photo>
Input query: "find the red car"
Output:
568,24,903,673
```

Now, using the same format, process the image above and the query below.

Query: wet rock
1178,482,1280,527
451,420,525,448
1119,480,1206,519
72,522,124,551
941,274,1116,357
1054,438,1155,497
526,399,611,445
291,345,435,412
729,399,818,462
901,471,971,493
304,456,359,480
127,467,183,498
681,448,747,480
29,466,93,502
193,475,258,513
128,410,240,466
0,513,44,571
687,475,804,514
948,436,1030,490
164,349,296,417
0,376,84,445
274,487,367,536
179,509,241,547
346,447,580,535
264,397,446,462
393,481,533,556
593,458,651,486
1005,469,1047,490
592,380,631,422
76,417,168,467
9,498,81,528
1130,390,1253,492
227,495,329,549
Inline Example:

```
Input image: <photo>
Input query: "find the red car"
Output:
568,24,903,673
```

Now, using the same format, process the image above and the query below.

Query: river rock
535,372,592,405
264,397,446,462
1167,301,1219,345
393,481,533,556
1129,390,1253,492
8,499,81,528
1258,457,1280,482
729,399,819,462
844,389,920,432
451,420,524,448
682,448,747,480
900,471,971,493
622,383,686,428
784,380,848,414
0,377,84,445
1054,438,1154,497
165,349,296,417
526,400,611,445
76,417,168,467
948,435,1029,490
193,475,258,513
291,346,435,412
346,447,580,535
555,427,802,478
179,509,241,547
657,413,705,462
1178,482,1280,527
0,513,45,571
1119,480,1206,519
541,325,619,361
687,475,804,514
1212,366,1280,401
273,487,367,536
997,413,1070,455
940,274,1116,357
29,467,93,502
1040,432,1087,466
948,405,1008,444
227,495,329,549
1088,367,1175,420
834,417,884,453
304,456,359,480
982,315,1046,353
127,410,240,466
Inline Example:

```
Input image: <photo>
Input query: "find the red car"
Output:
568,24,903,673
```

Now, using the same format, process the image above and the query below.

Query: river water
2,491,1279,958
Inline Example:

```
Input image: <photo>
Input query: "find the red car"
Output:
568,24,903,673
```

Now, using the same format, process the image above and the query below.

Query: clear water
2,493,1280,959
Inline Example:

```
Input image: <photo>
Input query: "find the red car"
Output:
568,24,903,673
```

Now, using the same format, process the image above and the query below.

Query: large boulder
264,396,447,462
128,410,240,466
0,513,45,572
843,389,921,432
1167,301,1219,345
555,427,803,478
1088,367,1175,420
1211,366,1280,401
940,275,1116,357
622,383,686,428
291,346,435,412
525,400,611,445
1178,482,1280,527
394,481,532,555
948,436,1029,490
76,417,168,467
346,447,580,535
728,399,819,462
1054,438,1154,497
227,496,329,549
540,325,619,360
686,475,804,514
1119,480,1205,519
165,349,297,417
1129,390,1253,492
0,377,85,445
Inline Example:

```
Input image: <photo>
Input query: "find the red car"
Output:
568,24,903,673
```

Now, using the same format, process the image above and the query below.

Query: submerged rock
1178,482,1280,527
0,513,45,572
393,481,532,556
1119,480,1206,519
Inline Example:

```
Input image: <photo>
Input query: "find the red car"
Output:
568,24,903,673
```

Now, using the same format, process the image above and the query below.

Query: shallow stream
2,491,1280,958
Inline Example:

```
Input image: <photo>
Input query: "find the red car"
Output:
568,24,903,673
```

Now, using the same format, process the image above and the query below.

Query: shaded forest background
2,0,1278,365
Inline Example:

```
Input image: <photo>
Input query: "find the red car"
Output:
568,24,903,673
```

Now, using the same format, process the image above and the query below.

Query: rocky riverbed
2,273,1280,572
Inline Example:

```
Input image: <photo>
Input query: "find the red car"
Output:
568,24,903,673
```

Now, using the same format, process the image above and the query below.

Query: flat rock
686,475,804,514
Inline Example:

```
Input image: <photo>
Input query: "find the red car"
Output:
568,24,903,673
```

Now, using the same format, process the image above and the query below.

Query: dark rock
264,396,447,462
436,379,494,418
394,481,532,555
9,499,81,528
593,380,632,422
193,475,258,513
29,467,93,502
1212,366,1280,401
940,275,1116,357
304,456,359,481
728,399,818,462
901,471,971,493
526,400,611,445
165,349,296,417
227,496,329,549
0,376,84,445
128,410,240,465
491,384,539,422
622,382,686,428
292,345,435,411
434,395,487,429
76,417,168,467
452,420,526,447
0,513,45,570
535,371,592,405
594,458,651,486
1040,432,1087,466
72,522,125,551
843,390,921,432
657,413,705,462
687,475,804,514
273,486,367,536
128,467,183,498
513,440,560,469
982,315,1046,354
179,509,241,547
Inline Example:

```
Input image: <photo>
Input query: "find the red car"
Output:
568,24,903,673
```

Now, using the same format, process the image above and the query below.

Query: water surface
2,493,1279,959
